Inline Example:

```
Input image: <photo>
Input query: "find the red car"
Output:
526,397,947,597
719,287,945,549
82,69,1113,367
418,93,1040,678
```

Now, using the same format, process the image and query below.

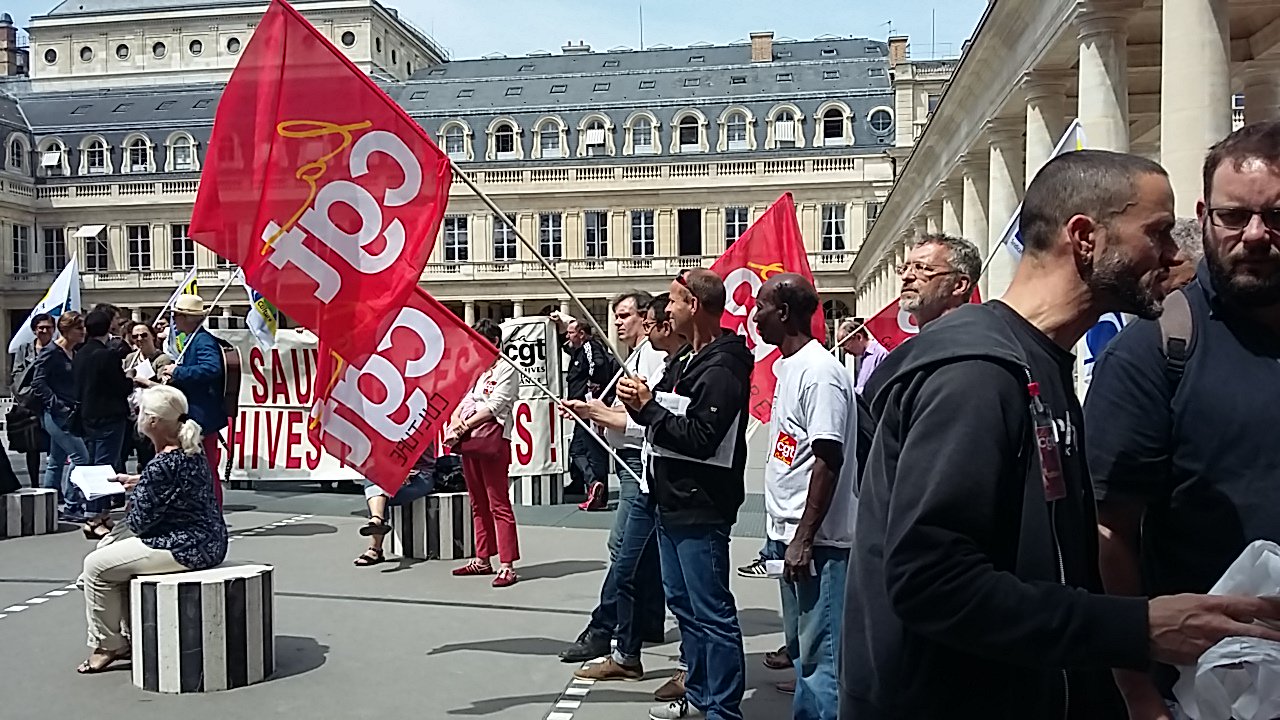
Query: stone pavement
0,462,795,720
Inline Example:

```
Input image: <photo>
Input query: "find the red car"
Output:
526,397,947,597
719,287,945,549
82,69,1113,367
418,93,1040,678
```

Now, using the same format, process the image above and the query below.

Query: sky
7,0,988,62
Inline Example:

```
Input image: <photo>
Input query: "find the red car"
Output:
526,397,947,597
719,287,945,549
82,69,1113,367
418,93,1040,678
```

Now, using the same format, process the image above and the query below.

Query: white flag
8,257,81,354
999,119,1087,258
240,274,279,352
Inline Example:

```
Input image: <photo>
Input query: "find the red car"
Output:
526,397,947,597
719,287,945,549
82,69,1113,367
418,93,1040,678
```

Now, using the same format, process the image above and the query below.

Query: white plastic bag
1174,540,1280,720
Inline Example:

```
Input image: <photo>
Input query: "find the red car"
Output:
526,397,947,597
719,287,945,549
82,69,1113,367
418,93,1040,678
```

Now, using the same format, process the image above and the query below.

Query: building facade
0,0,946,353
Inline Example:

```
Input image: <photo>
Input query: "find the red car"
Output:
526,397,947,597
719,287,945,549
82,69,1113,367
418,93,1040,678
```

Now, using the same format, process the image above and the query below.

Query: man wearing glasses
896,234,981,330
1087,120,1280,719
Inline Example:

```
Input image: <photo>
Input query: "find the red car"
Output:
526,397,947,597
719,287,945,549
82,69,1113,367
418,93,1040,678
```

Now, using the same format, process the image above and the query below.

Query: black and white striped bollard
508,473,565,506
388,492,474,560
1,488,57,538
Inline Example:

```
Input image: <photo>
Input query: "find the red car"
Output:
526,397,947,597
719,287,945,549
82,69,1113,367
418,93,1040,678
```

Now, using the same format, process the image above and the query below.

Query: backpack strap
1158,289,1194,391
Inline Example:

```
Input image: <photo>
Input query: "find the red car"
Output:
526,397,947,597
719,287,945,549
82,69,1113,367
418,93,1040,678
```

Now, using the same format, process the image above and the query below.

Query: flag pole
450,161,636,379
171,268,242,365
497,353,642,483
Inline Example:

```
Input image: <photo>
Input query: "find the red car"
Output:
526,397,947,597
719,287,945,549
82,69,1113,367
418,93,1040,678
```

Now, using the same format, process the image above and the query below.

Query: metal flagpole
497,353,642,483
171,268,242,365
450,161,636,379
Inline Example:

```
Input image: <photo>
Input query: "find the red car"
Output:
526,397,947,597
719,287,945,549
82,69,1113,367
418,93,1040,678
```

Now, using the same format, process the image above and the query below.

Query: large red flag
190,0,452,365
308,287,497,494
711,193,825,423
864,288,982,351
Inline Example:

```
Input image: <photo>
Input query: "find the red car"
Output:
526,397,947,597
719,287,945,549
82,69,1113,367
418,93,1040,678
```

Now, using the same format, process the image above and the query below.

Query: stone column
987,118,1026,298
941,178,963,237
513,299,525,318
1077,6,1133,152
464,300,476,325
960,149,991,295
1243,60,1280,125
1024,72,1068,187
924,199,943,236
1161,0,1231,216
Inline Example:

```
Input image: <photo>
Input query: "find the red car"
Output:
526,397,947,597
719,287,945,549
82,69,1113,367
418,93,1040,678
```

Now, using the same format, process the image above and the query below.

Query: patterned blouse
126,450,228,570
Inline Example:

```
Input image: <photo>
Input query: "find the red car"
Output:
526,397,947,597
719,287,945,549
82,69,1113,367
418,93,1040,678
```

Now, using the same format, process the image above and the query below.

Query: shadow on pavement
738,606,784,638
222,504,258,513
252,522,337,537
516,559,606,582
380,556,429,573
272,635,329,680
426,636,569,657
446,691,563,716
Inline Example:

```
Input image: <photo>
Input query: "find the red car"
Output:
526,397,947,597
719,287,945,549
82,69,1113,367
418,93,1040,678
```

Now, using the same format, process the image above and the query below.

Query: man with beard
841,149,1280,720
1086,121,1280,720
897,233,982,328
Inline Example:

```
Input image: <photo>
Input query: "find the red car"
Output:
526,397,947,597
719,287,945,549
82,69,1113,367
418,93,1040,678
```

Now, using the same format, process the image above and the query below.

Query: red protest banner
308,287,498,494
864,288,982,351
190,0,451,365
711,193,825,423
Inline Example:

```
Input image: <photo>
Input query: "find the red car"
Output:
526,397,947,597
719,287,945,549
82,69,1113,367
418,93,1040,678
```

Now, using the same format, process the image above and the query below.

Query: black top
72,337,133,425
1087,262,1280,597
631,333,753,526
31,342,77,422
127,450,228,569
843,302,1146,720
565,336,618,401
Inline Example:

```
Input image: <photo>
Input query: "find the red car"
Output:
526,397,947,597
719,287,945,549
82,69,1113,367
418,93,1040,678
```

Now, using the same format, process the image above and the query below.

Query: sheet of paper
133,358,155,381
648,391,738,468
68,465,126,500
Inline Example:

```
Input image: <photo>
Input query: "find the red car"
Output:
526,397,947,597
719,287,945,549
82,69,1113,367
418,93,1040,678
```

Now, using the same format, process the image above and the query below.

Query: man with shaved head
753,273,857,720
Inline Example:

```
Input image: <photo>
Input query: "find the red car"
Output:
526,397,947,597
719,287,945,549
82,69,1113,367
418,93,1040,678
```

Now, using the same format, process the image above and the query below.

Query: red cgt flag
190,0,452,365
308,287,498,494
711,193,825,423
864,288,982,351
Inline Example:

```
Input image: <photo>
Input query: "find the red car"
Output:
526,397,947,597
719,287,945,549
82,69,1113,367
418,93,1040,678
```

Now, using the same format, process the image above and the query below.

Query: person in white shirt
753,273,858,720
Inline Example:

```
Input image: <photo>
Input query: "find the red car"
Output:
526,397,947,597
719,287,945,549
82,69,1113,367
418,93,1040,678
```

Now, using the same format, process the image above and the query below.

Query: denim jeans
598,492,669,666
607,449,644,561
41,411,91,516
657,518,745,720
768,539,848,720
82,419,128,515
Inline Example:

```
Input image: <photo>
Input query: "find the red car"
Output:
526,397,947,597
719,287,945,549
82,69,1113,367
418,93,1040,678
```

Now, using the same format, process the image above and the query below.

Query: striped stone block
131,563,274,694
508,473,565,506
387,492,474,560
1,488,57,538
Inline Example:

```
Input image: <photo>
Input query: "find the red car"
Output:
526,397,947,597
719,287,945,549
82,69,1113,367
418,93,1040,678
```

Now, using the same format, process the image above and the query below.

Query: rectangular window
633,122,653,150
86,145,107,174
593,82,610,92
639,80,655,89
689,55,705,63
865,201,883,235
821,48,838,57
539,212,563,261
926,93,941,114
127,224,151,270
683,78,700,87
505,86,522,96
42,227,67,273
730,76,746,84
492,213,517,262
172,143,193,171
868,67,886,77
776,72,793,82
216,251,234,269
170,223,194,270
584,211,608,259
821,204,847,252
11,224,29,274
677,209,702,257
823,70,840,79
550,84,567,94
519,63,535,72
457,89,473,98
128,142,148,172
678,122,698,147
724,207,749,247
630,210,655,257
443,216,469,263
85,235,109,272
602,59,619,68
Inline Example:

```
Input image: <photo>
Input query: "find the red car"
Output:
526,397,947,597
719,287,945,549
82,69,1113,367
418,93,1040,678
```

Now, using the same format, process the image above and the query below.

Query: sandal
353,547,384,566
76,647,130,674
452,559,494,576
359,515,392,537
81,522,109,540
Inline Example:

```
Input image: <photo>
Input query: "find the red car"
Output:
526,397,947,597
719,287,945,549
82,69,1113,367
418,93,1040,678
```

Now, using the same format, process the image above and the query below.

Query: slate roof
42,0,261,17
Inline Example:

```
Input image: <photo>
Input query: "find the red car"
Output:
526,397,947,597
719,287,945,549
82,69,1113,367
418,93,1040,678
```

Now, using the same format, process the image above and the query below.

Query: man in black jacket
620,268,753,720
841,149,1280,720
73,308,136,531
553,311,619,503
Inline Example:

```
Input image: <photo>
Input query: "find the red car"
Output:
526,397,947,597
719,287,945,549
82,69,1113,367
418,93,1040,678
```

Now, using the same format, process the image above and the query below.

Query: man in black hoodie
841,149,1280,720
619,268,753,720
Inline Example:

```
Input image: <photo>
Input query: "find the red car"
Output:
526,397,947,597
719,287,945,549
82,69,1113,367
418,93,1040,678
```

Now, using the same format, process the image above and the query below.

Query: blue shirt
169,327,227,435
854,339,890,395
127,449,228,570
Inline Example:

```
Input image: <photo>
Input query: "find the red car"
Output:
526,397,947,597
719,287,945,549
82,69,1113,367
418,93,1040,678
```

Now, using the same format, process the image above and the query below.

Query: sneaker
451,559,494,577
574,657,643,681
492,568,519,588
775,678,796,695
578,481,608,511
560,630,612,663
649,698,703,720
736,557,769,578
763,645,792,669
654,669,686,701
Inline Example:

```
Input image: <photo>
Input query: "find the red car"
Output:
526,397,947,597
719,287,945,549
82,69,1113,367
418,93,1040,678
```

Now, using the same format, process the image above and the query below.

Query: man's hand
560,400,589,420
1149,594,1280,665
783,537,814,583
157,366,175,383
617,377,652,411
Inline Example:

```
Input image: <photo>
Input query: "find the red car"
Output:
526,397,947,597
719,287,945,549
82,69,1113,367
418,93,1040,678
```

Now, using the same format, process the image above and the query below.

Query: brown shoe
654,669,687,701
776,678,796,695
574,657,643,682
763,645,792,670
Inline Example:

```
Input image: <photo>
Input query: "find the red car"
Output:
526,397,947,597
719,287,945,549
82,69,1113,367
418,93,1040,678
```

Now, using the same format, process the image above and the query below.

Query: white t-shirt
607,341,667,452
764,338,859,548
637,355,672,496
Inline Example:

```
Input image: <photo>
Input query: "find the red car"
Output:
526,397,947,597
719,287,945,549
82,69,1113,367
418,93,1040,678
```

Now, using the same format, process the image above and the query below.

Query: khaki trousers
82,529,184,651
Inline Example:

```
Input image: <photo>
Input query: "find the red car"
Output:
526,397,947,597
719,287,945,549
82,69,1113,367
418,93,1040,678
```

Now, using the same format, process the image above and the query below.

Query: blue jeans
41,411,91,516
604,492,669,665
83,419,127,514
769,539,847,720
657,518,745,720
607,449,644,561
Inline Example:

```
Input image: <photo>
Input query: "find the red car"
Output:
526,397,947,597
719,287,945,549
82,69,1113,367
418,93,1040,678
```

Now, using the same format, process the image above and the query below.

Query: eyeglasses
896,261,961,280
1207,207,1280,232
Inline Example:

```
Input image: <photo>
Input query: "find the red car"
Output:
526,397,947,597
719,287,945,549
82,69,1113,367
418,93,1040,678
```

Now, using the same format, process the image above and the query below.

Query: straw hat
173,294,205,316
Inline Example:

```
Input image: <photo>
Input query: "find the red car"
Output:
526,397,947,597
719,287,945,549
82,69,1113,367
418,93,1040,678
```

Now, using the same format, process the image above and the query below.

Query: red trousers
202,434,223,507
462,442,519,563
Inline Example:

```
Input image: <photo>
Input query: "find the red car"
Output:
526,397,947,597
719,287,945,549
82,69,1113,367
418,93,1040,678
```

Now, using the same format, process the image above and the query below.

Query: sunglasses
131,333,151,340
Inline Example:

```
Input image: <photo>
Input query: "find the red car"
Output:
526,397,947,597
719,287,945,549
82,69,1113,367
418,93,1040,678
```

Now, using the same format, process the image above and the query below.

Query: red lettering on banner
306,429,321,470
514,402,533,465
264,412,282,469
285,410,303,469
250,412,261,470
250,348,268,404
269,349,290,405
548,402,558,463
292,348,314,405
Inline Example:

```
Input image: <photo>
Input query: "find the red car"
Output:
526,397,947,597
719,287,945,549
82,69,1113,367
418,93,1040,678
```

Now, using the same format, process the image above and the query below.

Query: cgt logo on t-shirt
773,432,798,466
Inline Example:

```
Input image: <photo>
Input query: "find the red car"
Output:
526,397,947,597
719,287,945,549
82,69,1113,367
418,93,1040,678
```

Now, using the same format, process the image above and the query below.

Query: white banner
500,317,568,477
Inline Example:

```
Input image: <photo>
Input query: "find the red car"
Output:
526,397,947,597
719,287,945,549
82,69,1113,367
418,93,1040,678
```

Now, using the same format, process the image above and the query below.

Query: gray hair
1171,217,1202,262
913,233,982,284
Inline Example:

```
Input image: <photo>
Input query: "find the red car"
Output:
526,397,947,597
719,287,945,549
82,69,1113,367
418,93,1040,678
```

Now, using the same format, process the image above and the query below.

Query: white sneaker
648,698,704,720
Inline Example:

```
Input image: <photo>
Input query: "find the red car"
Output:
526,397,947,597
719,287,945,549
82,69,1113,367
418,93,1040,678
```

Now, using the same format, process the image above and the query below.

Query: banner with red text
309,287,497,494
500,317,568,477
711,193,825,423
190,0,452,365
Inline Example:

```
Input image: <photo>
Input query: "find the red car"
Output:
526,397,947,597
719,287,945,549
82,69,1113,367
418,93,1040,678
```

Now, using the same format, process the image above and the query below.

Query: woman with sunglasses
123,322,173,468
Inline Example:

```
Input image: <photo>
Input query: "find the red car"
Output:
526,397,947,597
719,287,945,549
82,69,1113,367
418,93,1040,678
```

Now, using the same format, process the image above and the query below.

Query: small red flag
864,288,982,351
710,193,825,423
309,287,497,494
190,0,452,366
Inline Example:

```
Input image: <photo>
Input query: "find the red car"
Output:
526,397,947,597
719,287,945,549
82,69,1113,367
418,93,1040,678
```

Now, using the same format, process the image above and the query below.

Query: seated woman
354,445,436,566
77,384,228,674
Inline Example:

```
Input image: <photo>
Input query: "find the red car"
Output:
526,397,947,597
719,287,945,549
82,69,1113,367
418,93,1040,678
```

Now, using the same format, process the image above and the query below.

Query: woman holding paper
124,322,173,468
76,384,227,674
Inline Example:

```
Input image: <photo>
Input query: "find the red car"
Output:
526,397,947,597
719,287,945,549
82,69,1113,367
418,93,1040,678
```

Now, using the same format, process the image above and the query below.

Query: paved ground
0,449,794,720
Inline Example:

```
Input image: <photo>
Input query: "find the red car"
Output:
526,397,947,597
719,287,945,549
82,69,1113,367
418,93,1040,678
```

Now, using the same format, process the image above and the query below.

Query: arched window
38,139,67,177
538,120,563,159
126,136,152,172
725,111,748,150
633,118,653,151
441,123,468,160
767,105,805,149
819,104,850,146
583,118,608,157
678,116,699,148
81,137,110,175
167,133,198,171
626,112,659,156
493,121,516,158
670,110,707,154
7,134,27,172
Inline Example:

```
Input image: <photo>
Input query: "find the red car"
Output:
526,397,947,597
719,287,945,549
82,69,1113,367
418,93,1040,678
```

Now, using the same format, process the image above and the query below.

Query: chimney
561,40,592,55
888,35,909,68
750,31,773,63
0,13,22,78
